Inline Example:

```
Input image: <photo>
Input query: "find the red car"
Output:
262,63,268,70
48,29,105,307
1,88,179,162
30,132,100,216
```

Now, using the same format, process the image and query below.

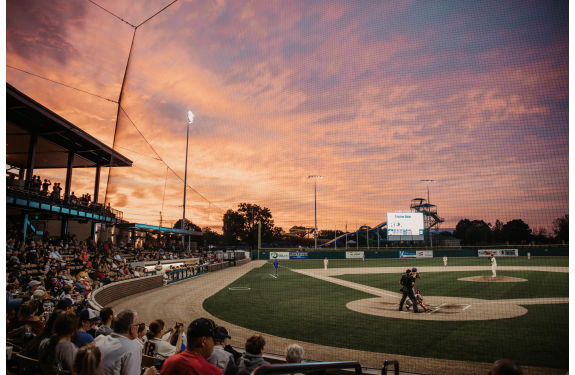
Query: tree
173,218,201,232
553,214,568,243
453,219,492,244
222,209,245,245
222,203,279,248
318,229,345,239
501,219,532,243
202,227,224,247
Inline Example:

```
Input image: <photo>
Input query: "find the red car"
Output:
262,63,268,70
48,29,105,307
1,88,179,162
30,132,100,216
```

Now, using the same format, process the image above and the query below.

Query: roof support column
93,165,101,204
64,151,74,200
25,134,38,186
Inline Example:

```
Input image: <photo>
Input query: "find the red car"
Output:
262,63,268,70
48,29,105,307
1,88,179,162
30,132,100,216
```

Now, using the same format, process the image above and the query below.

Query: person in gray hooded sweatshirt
237,335,269,375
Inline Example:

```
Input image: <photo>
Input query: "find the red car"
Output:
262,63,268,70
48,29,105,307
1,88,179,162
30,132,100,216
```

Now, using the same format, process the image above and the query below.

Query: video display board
387,212,425,241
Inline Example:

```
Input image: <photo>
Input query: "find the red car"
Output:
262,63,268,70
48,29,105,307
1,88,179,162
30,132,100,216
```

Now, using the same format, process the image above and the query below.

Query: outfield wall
251,246,568,260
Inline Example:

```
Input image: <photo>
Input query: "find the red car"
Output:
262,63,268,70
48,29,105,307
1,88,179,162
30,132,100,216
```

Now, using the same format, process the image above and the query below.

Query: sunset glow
6,0,568,233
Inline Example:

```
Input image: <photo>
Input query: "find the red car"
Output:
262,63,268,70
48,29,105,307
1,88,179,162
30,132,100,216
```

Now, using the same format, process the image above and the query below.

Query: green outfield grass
335,271,569,299
204,261,568,369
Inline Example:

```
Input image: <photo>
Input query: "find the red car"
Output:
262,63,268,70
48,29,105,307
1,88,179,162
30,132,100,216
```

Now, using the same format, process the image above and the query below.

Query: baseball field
203,257,568,373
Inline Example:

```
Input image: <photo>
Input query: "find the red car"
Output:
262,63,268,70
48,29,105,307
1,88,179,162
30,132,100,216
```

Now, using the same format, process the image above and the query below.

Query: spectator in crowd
488,359,523,375
136,323,148,349
237,335,269,375
207,326,237,375
22,309,65,359
75,309,100,348
160,317,222,375
56,298,77,313
73,346,101,375
95,307,114,337
95,310,142,375
38,312,78,374
15,299,45,334
285,344,304,364
145,319,183,360
42,179,51,195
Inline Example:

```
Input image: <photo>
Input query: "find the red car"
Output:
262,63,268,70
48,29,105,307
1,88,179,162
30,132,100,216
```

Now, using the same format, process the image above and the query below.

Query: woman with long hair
38,312,78,374
72,346,101,375
21,309,65,358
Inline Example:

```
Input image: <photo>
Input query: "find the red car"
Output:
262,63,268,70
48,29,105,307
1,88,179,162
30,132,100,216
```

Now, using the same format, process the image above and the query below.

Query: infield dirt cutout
292,265,568,321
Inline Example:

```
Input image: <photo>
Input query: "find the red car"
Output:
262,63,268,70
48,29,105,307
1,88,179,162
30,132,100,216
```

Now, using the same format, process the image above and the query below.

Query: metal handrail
252,361,363,374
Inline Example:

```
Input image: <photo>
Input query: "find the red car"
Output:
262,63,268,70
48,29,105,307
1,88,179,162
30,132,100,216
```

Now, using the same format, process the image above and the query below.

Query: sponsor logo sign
289,252,309,259
269,252,290,260
399,250,433,258
346,251,365,259
478,249,518,257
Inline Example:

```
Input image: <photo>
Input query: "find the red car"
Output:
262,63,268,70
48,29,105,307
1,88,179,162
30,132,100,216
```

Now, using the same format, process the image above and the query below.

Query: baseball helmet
412,267,418,272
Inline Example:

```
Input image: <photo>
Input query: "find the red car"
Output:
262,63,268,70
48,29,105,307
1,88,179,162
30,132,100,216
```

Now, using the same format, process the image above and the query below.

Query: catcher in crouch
406,289,432,312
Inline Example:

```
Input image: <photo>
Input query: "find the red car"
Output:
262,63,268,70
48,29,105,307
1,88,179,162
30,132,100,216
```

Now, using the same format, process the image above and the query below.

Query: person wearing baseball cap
75,308,101,348
160,318,222,374
207,326,237,375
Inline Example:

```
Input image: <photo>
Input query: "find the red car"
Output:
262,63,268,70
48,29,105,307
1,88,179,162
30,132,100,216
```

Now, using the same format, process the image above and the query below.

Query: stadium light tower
308,175,323,249
420,179,436,248
182,110,194,249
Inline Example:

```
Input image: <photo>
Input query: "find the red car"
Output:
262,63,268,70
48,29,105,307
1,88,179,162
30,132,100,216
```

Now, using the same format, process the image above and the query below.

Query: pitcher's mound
459,275,527,282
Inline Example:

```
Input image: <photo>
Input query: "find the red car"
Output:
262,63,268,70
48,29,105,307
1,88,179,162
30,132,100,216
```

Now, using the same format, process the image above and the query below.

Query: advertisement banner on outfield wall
346,251,364,259
269,252,290,260
399,250,433,258
478,249,518,257
289,252,309,259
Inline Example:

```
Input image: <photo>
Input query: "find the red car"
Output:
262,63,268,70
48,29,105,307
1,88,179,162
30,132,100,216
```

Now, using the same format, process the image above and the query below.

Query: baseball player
406,289,432,312
489,254,497,277
273,259,279,277
323,257,328,270
399,269,419,313
443,256,448,266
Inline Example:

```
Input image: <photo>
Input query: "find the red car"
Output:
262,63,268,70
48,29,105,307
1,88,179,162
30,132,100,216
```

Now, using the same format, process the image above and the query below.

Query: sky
5,0,568,234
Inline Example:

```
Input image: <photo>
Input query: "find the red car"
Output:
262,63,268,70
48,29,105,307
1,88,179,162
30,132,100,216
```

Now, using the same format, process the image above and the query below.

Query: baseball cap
412,267,417,272
56,298,74,309
187,318,217,338
80,308,101,322
28,280,42,288
214,326,231,341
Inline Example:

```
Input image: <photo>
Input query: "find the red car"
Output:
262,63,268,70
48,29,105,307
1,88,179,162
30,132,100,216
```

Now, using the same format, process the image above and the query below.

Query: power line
7,65,118,103
86,0,136,28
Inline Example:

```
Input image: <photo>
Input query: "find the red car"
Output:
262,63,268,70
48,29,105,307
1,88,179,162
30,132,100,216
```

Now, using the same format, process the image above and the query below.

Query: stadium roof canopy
6,83,132,169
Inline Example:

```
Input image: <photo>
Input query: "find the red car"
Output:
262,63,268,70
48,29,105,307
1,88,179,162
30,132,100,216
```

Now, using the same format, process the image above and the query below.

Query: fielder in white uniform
324,258,328,270
490,255,497,277
443,256,448,266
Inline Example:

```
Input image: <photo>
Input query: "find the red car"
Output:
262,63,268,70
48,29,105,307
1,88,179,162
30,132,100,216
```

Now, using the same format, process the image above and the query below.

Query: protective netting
6,0,568,233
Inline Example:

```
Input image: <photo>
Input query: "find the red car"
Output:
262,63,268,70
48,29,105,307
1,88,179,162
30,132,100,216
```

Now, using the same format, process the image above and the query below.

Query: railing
381,360,399,375
164,266,207,284
7,185,123,222
252,361,363,374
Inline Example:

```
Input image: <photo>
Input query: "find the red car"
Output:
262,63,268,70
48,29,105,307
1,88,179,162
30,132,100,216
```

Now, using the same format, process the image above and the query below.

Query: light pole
182,110,194,249
308,175,322,249
420,179,435,248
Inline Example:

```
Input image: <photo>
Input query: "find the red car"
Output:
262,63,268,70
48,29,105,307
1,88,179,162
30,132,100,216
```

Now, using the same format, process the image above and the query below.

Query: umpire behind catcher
399,269,420,313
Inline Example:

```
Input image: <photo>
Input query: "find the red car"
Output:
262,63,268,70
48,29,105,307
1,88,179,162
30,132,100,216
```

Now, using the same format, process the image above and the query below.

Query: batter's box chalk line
228,287,251,291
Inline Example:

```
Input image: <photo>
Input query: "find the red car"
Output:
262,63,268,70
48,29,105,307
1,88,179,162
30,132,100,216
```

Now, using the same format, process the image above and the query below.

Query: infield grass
203,259,568,369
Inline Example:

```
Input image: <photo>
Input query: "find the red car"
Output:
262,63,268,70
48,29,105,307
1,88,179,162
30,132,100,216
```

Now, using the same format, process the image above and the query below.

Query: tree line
450,215,568,245
176,202,568,247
